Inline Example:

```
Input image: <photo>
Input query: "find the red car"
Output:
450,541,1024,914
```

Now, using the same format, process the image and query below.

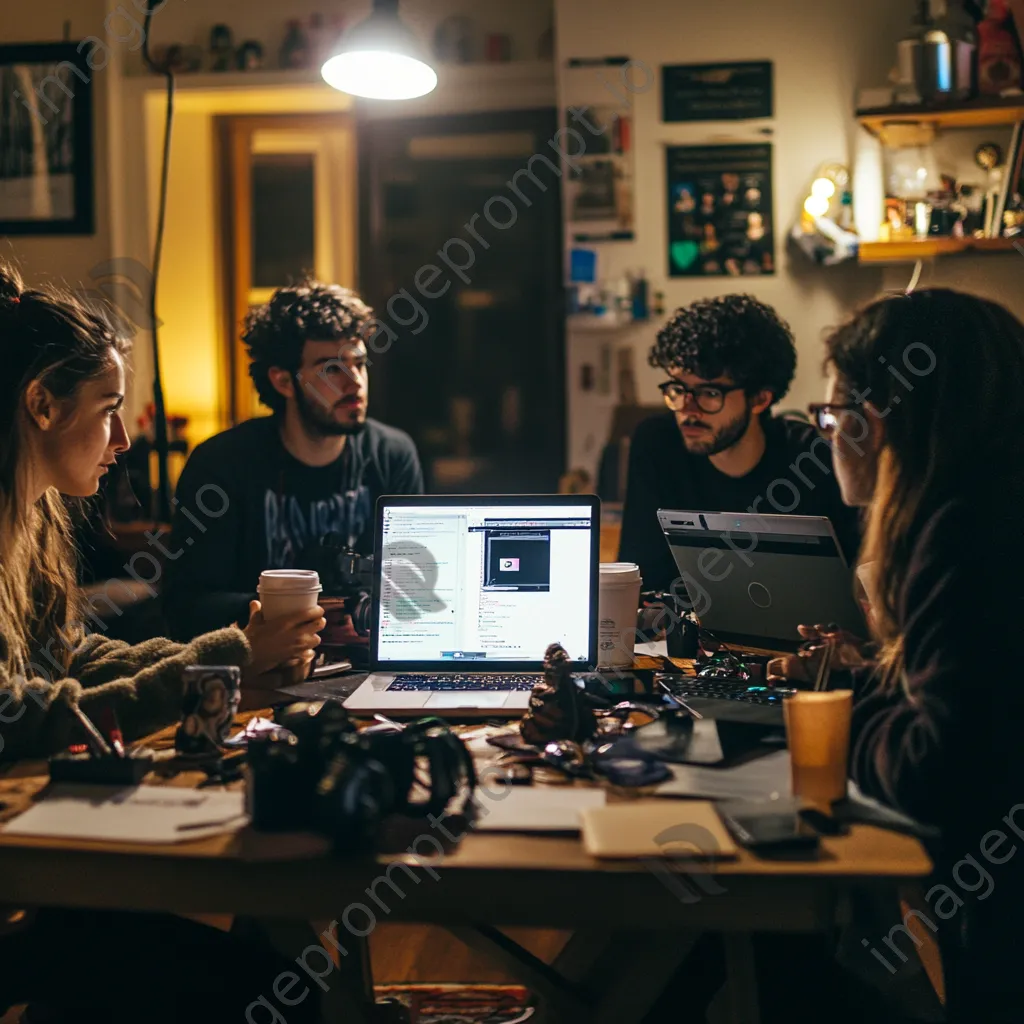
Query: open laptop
657,510,866,649
344,495,600,717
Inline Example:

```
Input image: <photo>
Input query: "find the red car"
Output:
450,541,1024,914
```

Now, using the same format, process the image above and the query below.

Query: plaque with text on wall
662,62,773,123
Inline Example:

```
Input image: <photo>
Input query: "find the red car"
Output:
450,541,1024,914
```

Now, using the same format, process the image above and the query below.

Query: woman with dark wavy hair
776,287,1024,1021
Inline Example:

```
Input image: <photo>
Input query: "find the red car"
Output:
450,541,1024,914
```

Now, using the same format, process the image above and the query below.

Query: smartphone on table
718,798,821,853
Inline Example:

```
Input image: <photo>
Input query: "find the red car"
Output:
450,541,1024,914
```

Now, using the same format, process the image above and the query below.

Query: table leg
445,926,700,1024
444,924,590,1023
256,917,377,1024
573,930,701,1024
718,935,761,1024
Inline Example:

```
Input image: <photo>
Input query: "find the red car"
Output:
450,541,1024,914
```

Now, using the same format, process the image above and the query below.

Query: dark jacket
618,412,860,591
849,484,1024,1022
162,416,423,640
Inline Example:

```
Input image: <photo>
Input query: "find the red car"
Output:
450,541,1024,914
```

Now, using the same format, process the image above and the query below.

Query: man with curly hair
619,294,858,591
163,281,423,638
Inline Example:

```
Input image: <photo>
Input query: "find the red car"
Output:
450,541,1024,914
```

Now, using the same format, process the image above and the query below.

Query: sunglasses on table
658,380,746,414
807,402,861,437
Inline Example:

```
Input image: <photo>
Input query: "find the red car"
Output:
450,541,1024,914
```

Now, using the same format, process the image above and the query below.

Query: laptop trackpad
425,693,509,709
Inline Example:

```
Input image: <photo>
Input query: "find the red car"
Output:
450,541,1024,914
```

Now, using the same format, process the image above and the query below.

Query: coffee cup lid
599,561,640,576
258,569,322,593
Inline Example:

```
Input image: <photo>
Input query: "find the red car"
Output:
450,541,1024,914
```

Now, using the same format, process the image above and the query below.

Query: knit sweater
0,627,251,761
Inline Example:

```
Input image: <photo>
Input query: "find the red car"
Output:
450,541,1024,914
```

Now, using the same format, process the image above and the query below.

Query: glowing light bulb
811,177,836,200
804,195,830,218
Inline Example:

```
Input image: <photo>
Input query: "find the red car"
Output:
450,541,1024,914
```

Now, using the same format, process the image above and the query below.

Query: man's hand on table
766,624,872,684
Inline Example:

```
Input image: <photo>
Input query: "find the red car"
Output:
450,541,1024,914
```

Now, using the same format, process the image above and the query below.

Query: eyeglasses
807,402,860,437
658,380,746,414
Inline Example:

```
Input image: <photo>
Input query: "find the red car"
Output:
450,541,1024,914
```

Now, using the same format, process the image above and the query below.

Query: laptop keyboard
659,675,795,707
387,673,538,692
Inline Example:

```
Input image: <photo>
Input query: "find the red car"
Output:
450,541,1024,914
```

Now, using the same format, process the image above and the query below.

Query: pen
813,639,835,693
657,678,703,719
71,704,113,758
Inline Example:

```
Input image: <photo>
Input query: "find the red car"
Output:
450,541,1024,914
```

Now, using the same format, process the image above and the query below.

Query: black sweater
162,417,423,640
849,485,1024,1021
618,413,860,591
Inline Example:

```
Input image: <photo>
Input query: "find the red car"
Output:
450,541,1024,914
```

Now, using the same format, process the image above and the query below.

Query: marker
96,706,126,758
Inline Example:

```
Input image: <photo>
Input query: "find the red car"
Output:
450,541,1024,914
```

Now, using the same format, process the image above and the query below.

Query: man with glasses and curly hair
163,280,423,639
619,294,859,592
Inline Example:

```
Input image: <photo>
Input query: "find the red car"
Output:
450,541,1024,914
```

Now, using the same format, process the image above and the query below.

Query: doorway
358,109,565,494
220,113,357,423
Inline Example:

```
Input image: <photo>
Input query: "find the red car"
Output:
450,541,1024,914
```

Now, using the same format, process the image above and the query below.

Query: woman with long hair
0,263,324,758
0,263,323,1021
774,287,1024,1021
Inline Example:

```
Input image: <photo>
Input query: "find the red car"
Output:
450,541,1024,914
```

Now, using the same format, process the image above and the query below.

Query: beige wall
557,0,915,478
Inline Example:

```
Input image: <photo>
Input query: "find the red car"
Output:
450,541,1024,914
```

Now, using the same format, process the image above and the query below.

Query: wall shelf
123,60,556,112
857,96,1024,135
566,316,639,332
858,236,1020,263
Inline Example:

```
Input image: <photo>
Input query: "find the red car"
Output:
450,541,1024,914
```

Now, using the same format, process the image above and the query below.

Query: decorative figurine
175,666,241,756
210,24,234,72
280,19,312,69
434,14,475,63
237,40,264,71
975,142,1003,171
520,643,597,746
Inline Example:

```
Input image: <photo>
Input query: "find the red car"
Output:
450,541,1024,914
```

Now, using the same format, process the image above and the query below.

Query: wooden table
0,713,932,1024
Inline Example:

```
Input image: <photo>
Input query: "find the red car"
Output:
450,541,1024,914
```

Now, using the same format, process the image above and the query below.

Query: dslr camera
320,531,374,637
246,700,476,853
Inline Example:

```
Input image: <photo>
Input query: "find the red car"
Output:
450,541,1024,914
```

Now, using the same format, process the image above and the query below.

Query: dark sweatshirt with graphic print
162,416,423,640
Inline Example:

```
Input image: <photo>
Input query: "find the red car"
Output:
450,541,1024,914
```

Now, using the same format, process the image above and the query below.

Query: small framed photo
0,43,95,236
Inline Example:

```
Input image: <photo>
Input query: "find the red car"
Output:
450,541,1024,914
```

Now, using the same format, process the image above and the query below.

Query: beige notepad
580,800,739,860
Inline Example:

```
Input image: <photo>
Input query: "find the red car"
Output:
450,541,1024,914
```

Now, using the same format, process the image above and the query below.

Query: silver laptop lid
370,495,601,672
657,510,864,647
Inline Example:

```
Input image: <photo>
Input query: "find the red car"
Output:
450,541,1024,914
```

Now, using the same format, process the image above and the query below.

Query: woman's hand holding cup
243,600,326,679
243,569,326,692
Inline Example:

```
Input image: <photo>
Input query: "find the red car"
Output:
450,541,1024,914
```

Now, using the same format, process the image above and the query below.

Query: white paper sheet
654,750,792,802
473,786,606,832
2,784,248,843
634,639,668,659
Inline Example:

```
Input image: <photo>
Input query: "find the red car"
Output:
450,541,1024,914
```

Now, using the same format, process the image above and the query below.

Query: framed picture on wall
0,43,95,236
666,143,774,278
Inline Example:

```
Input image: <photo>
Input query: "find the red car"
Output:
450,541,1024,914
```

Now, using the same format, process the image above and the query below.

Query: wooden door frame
218,113,357,425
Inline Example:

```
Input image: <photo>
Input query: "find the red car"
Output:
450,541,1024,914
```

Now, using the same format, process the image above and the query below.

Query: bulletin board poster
562,57,638,242
666,143,774,278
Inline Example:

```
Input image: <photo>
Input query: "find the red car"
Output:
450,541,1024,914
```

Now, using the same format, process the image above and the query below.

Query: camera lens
350,593,373,637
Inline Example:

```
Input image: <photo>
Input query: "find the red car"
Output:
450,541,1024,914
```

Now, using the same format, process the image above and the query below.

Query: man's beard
680,402,751,456
293,380,367,438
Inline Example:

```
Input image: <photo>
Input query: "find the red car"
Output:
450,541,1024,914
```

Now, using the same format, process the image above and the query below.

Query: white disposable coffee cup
597,562,643,668
257,570,323,621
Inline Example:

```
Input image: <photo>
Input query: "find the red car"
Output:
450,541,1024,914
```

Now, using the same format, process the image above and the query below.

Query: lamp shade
321,0,438,100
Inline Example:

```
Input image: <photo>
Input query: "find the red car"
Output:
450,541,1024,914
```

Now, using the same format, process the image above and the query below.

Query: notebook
580,800,738,859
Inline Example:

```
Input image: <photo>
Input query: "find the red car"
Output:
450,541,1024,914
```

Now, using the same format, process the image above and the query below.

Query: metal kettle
903,0,978,102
